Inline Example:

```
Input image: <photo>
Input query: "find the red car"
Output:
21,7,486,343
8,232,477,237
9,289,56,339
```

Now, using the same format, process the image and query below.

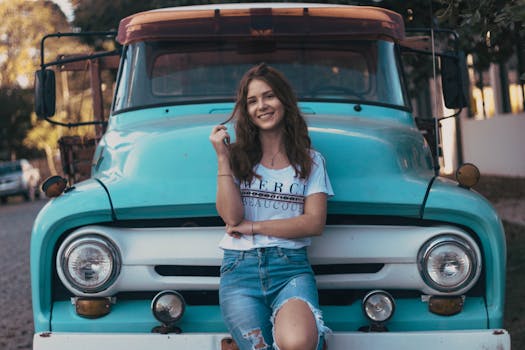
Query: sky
51,0,74,21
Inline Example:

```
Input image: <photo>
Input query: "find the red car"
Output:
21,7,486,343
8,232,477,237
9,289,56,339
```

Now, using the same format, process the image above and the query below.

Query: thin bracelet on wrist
217,173,233,177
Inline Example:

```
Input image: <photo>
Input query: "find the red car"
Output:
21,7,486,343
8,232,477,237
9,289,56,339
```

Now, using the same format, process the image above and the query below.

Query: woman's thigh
220,250,273,349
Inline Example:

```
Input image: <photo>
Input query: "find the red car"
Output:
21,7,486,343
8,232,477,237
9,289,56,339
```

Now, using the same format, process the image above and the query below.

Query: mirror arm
42,49,121,69
43,118,108,128
40,31,118,68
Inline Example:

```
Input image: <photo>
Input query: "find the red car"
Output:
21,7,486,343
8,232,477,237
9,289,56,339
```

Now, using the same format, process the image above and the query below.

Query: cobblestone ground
0,197,47,350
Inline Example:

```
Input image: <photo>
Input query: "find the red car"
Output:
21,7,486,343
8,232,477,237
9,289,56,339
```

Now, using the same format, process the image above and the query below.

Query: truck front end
32,3,510,349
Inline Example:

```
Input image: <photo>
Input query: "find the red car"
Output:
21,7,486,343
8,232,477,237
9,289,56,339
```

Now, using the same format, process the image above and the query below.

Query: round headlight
60,235,121,293
418,234,481,293
151,290,186,325
362,290,395,323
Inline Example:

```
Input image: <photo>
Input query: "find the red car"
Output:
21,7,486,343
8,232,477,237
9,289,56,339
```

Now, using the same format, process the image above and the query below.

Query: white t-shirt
219,150,334,250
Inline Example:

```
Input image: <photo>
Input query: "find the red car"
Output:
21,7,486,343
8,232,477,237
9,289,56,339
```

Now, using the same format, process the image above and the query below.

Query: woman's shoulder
308,148,326,162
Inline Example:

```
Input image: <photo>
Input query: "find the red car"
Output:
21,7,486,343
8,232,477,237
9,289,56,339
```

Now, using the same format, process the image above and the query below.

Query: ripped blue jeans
219,247,328,350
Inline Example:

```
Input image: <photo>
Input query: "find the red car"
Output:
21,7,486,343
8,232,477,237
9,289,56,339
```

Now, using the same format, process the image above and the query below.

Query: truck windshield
113,40,408,113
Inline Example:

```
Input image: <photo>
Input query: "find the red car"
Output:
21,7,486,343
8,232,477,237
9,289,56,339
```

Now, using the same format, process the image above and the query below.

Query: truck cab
31,3,510,349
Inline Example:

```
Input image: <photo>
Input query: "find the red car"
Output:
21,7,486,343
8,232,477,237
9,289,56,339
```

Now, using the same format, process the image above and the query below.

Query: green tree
0,0,70,87
24,117,60,174
434,0,525,70
0,0,95,169
0,0,69,160
0,88,35,159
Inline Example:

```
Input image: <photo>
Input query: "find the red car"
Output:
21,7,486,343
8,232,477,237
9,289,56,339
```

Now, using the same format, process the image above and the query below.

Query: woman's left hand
226,220,254,239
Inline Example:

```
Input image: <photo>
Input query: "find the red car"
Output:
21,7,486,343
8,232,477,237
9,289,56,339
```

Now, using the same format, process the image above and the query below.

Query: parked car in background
0,159,41,203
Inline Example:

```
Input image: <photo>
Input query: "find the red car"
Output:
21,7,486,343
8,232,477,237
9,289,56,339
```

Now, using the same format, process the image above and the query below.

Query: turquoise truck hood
95,106,434,220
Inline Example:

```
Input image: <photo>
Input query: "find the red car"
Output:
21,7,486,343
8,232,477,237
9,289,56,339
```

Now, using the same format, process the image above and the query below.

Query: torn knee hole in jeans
242,327,269,350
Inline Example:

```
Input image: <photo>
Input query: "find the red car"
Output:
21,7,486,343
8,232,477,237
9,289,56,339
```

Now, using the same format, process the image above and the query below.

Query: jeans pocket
280,248,309,267
220,251,242,275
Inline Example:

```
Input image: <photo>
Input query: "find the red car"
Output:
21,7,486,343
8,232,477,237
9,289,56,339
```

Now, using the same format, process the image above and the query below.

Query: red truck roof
117,3,404,45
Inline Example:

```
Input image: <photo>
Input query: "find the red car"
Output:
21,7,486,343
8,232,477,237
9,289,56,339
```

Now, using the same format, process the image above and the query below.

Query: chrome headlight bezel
151,290,186,325
57,233,121,294
362,290,395,323
417,234,481,294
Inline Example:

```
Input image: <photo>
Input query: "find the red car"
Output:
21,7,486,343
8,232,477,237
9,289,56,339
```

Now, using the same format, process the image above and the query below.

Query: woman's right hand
209,125,231,157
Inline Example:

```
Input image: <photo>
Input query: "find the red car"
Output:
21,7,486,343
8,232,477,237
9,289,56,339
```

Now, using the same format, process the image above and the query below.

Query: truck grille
57,224,480,297
154,264,384,277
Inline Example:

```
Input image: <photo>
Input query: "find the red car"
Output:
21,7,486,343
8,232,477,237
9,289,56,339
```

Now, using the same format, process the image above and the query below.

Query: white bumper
34,330,511,350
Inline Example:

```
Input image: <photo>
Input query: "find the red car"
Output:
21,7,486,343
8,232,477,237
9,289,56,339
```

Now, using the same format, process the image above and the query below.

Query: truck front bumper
34,329,510,350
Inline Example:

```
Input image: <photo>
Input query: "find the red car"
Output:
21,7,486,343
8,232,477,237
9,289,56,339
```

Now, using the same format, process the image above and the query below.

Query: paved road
0,198,48,350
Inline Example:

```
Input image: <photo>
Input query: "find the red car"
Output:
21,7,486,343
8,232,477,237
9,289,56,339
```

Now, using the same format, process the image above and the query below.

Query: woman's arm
226,192,328,238
210,125,244,226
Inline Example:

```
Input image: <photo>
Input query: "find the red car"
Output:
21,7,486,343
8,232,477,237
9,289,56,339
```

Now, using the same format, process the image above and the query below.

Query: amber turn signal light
456,163,480,189
41,175,67,198
428,296,464,316
74,297,111,318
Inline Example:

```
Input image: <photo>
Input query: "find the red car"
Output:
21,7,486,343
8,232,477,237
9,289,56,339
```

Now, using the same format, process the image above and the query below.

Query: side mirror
34,69,56,118
441,52,469,109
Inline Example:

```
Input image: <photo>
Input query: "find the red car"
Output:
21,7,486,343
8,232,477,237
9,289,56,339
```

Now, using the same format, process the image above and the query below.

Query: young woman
209,63,334,350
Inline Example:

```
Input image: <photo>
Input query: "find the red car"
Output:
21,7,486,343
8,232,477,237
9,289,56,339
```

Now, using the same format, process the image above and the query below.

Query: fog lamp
428,296,464,316
74,297,112,318
151,290,186,329
362,290,395,327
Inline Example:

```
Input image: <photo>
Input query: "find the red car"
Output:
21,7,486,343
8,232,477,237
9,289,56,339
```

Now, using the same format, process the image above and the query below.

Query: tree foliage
0,0,66,159
0,0,70,87
434,0,525,70
0,88,36,159
0,0,90,162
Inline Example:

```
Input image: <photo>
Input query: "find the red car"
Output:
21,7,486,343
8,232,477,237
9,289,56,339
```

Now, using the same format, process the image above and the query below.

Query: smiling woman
209,64,334,350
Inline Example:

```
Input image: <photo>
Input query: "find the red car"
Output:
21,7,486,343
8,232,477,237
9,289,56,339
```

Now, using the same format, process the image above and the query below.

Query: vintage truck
31,3,511,349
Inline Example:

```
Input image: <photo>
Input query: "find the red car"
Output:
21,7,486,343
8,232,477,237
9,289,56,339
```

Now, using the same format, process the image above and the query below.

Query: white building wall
461,113,525,177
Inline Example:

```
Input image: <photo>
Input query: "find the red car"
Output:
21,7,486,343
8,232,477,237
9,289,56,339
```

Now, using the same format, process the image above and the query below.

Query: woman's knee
273,299,318,350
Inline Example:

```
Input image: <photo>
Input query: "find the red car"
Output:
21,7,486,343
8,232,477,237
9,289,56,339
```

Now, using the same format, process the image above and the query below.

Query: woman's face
246,79,285,133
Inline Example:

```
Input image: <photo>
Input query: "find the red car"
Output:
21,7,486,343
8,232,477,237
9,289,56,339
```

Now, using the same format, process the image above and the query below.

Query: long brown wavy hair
228,63,312,182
